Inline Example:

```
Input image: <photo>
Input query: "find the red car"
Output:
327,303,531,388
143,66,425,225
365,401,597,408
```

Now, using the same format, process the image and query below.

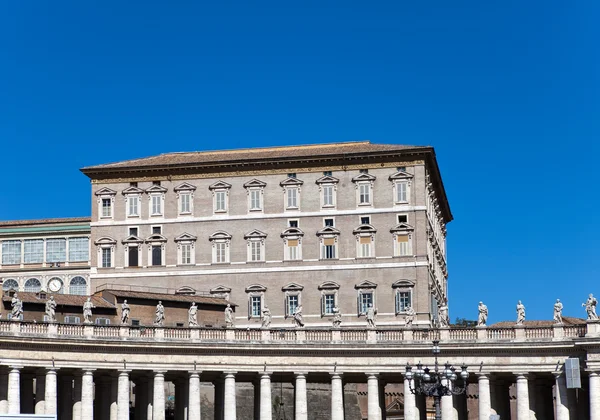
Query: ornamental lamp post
405,340,468,420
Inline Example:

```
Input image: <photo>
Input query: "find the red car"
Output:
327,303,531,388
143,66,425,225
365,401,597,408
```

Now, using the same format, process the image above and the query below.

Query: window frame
355,280,378,316
23,239,44,264
317,226,340,260
391,222,414,257
281,228,304,261
318,281,340,317
69,276,88,295
68,237,89,263
174,182,197,217
95,188,116,220
175,233,197,266
389,170,413,205
392,280,415,315
95,237,117,269
209,181,232,215
246,284,267,319
209,231,232,264
245,230,267,263
244,179,267,213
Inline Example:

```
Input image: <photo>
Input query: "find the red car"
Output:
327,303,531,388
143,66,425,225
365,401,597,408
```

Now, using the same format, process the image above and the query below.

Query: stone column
367,374,381,420
477,374,491,420
110,375,118,420
259,373,272,420
527,375,537,420
0,372,8,414
73,373,83,420
81,370,95,420
403,375,416,420
44,369,58,415
223,372,237,420
146,375,154,420
117,370,130,420
188,372,201,420
441,379,453,420
153,371,166,420
516,374,530,420
20,372,34,414
553,372,569,420
591,372,600,420
331,373,344,420
35,370,46,414
8,366,21,414
294,373,308,420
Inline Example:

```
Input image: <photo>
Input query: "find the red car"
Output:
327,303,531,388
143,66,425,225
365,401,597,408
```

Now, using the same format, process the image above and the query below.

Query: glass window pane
46,239,66,263
24,278,41,292
69,276,87,295
24,239,43,263
2,240,22,265
69,237,89,262
2,279,19,291
152,245,162,266
101,248,112,268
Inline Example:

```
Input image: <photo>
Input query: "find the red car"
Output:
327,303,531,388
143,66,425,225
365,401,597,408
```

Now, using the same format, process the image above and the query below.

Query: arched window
69,276,87,296
24,278,42,293
2,279,19,291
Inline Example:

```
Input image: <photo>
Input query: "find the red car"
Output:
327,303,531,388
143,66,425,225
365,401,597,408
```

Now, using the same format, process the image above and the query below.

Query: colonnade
0,365,598,419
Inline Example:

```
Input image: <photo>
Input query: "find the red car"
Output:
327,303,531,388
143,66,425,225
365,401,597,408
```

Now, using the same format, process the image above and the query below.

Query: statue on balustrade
121,300,130,325
45,296,57,323
404,306,415,327
11,294,23,321
83,297,94,324
332,306,342,328
225,304,234,328
516,300,526,325
188,302,198,327
438,302,449,327
155,301,165,326
293,305,304,328
554,299,563,324
366,304,377,328
261,306,272,329
583,294,598,321
477,301,488,326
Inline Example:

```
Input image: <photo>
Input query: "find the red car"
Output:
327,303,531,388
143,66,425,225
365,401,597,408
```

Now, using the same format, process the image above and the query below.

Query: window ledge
214,210,228,214
249,208,263,212
179,212,192,216
211,262,231,266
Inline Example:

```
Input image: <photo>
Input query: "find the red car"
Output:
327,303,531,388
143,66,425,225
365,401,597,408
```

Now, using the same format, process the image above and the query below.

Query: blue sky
1,1,598,323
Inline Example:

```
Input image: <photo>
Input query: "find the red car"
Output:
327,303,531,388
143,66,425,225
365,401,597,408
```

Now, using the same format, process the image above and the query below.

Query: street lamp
405,340,468,420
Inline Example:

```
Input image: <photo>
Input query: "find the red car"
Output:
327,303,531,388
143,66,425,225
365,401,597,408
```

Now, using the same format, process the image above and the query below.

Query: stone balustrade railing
0,320,592,343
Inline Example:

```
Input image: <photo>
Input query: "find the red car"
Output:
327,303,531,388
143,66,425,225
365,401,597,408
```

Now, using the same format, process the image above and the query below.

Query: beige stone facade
82,141,450,328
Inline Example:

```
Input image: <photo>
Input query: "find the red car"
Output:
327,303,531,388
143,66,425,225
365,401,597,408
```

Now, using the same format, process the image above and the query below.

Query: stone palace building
0,141,597,420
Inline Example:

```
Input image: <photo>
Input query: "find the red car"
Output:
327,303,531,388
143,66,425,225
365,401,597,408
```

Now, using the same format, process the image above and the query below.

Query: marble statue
154,301,165,326
332,306,342,328
404,306,415,327
188,302,198,327
121,300,130,324
224,304,234,328
293,305,304,328
11,294,23,321
366,304,377,328
261,306,272,329
583,294,598,320
45,296,57,323
516,300,526,325
83,297,95,324
438,303,449,327
477,301,488,326
554,299,563,324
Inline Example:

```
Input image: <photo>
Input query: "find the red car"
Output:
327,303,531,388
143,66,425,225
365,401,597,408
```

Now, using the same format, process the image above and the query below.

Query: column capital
366,373,380,380
118,370,131,375
589,371,600,377
259,372,272,379
294,372,308,377
330,372,343,380
514,373,529,380
476,372,490,380
9,365,23,371
188,370,202,376
81,369,96,374
153,370,167,376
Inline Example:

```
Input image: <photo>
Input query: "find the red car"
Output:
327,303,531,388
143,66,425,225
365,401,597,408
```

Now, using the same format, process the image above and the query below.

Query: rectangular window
127,196,139,217
323,171,332,176
287,239,299,260
359,291,374,314
180,193,191,214
397,214,408,224
215,242,227,263
250,190,262,210
288,220,298,228
101,198,112,218
396,182,408,203
324,218,334,227
323,185,334,207
287,173,297,179
359,236,371,257
152,226,162,234
323,293,335,315
152,245,162,266
2,240,22,265
251,296,262,317
181,244,192,265
151,195,162,215
24,239,43,264
250,241,262,261
396,235,410,256
128,246,139,267
396,290,412,313
68,237,89,262
360,216,371,225
286,295,299,317
46,238,66,263
287,188,298,208
215,191,227,212
359,184,371,204
322,238,336,259
129,227,139,236
101,248,112,268
359,169,369,174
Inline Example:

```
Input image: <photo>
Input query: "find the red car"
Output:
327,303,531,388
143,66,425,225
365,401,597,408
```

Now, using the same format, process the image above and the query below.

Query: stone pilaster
8,366,21,414
367,373,381,420
259,372,272,420
477,373,491,420
294,373,308,420
223,372,237,420
440,378,453,420
35,370,46,414
188,371,201,420
330,373,344,420
117,370,130,420
152,371,166,420
44,368,58,415
515,373,529,420
81,370,95,420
